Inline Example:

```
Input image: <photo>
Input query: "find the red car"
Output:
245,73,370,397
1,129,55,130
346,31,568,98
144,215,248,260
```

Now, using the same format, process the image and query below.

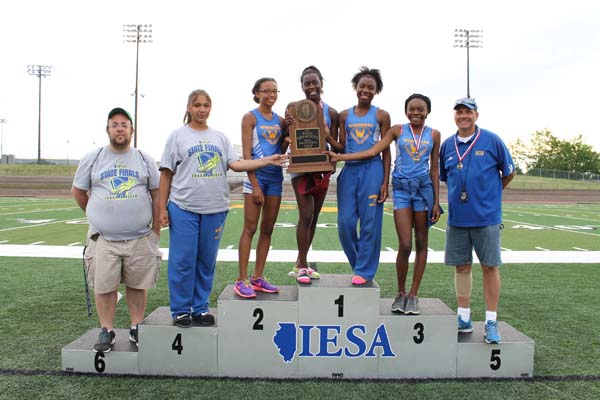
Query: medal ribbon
453,127,481,166
408,124,425,154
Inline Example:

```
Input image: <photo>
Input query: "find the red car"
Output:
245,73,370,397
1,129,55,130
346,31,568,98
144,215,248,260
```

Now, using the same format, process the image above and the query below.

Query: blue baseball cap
453,97,478,110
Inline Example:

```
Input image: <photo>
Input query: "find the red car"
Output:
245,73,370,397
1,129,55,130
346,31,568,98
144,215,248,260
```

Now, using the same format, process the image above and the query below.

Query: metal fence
526,168,600,183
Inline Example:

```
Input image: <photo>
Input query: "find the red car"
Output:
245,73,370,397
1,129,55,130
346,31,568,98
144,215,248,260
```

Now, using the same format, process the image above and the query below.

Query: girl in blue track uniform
286,65,342,284
329,93,441,312
332,67,391,285
236,78,289,298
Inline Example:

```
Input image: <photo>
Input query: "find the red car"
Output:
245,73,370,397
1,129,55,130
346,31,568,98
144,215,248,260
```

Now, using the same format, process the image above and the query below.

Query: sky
1,0,599,162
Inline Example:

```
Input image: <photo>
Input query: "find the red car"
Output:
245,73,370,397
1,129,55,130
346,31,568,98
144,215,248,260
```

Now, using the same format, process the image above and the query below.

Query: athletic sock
485,311,497,324
458,307,470,321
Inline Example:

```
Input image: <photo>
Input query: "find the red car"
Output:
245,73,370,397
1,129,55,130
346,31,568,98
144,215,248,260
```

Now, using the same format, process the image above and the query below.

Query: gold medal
460,191,468,202
457,162,463,170
414,156,420,162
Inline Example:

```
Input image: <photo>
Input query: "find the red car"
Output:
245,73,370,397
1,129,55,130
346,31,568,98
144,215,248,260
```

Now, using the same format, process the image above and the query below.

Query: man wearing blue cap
439,98,515,344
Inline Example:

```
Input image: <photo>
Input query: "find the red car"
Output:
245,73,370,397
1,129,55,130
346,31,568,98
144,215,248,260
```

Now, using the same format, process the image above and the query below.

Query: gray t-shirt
159,125,239,214
73,146,159,241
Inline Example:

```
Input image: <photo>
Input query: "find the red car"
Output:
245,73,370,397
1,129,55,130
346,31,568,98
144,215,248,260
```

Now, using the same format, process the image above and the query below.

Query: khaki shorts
84,230,162,294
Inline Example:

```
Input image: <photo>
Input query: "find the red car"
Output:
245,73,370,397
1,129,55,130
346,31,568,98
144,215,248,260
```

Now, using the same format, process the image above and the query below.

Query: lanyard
408,124,425,154
453,128,480,169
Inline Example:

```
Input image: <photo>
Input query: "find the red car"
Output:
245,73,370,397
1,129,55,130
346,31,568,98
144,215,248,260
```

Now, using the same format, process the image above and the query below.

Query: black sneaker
94,328,116,353
192,312,215,326
173,313,192,328
129,325,138,346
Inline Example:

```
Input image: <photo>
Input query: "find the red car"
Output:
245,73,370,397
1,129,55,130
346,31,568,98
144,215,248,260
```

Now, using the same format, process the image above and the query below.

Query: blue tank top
322,102,332,128
344,105,380,164
392,124,433,179
250,108,283,181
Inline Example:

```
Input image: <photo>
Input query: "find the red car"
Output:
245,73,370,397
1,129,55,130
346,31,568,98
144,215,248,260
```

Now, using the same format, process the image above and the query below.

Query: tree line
509,129,600,175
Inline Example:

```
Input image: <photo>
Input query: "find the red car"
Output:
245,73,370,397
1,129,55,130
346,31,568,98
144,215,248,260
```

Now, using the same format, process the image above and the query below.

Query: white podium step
456,321,534,378
61,277,535,378
378,297,458,378
296,274,381,378
138,306,218,377
217,285,299,378
62,328,138,374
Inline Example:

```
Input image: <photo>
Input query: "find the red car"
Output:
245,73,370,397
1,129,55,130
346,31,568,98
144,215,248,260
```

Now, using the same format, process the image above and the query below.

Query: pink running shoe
296,268,311,285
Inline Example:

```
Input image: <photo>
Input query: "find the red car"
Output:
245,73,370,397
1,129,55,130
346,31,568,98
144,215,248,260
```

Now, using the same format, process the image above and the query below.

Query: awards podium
62,274,534,379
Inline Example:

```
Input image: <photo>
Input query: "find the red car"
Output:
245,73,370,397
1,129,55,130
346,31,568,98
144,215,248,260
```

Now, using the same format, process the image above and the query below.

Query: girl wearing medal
327,93,441,313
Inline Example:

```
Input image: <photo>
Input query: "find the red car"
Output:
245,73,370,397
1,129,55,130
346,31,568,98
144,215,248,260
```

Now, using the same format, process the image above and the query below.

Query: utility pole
27,65,52,163
0,119,7,159
454,29,483,98
123,24,153,148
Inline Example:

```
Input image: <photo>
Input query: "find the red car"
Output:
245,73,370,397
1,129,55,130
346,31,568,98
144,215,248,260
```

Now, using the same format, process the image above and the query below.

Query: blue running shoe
458,316,473,333
484,320,501,344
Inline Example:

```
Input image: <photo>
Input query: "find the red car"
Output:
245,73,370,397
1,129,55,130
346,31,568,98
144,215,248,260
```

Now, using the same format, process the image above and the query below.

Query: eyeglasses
110,122,131,129
258,89,280,95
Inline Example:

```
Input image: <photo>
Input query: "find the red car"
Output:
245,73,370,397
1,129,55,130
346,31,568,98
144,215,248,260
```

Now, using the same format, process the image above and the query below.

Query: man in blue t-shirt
439,97,515,344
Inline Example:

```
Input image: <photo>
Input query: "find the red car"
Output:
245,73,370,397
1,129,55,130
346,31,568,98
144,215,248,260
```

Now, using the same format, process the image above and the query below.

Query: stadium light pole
0,119,7,158
123,24,153,148
454,29,483,98
27,64,52,164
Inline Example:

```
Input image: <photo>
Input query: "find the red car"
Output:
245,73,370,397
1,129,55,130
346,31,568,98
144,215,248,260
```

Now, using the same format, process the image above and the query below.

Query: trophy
286,99,334,173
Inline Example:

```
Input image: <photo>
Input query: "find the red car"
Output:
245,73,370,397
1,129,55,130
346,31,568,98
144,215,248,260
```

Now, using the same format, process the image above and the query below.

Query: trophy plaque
286,99,334,173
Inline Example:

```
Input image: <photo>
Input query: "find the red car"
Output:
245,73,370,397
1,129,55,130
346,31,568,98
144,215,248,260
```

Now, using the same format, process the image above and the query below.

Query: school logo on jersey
262,128,281,145
192,151,223,178
100,166,140,200
350,127,372,145
109,176,137,198
188,142,225,179
197,152,220,173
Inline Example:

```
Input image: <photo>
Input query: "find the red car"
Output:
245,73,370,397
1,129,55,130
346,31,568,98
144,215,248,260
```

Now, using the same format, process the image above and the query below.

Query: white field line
0,217,87,232
503,219,600,237
503,208,600,223
535,247,550,251
0,207,79,217
572,247,589,251
29,241,45,245
1,245,599,264
68,242,81,246
0,240,9,244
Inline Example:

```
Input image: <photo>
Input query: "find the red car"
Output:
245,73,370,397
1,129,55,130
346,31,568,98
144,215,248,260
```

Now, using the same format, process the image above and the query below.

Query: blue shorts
444,224,503,267
392,187,428,211
243,176,283,197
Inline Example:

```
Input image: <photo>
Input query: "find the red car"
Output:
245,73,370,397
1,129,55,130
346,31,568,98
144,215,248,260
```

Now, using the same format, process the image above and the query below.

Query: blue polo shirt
439,126,514,227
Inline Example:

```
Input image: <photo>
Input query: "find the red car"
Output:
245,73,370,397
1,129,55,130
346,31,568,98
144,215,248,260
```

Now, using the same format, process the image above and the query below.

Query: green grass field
2,258,600,399
1,197,600,399
1,198,599,252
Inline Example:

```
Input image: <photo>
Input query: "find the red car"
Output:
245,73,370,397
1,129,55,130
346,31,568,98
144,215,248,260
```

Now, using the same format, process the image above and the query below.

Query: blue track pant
336,158,384,280
167,202,227,317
